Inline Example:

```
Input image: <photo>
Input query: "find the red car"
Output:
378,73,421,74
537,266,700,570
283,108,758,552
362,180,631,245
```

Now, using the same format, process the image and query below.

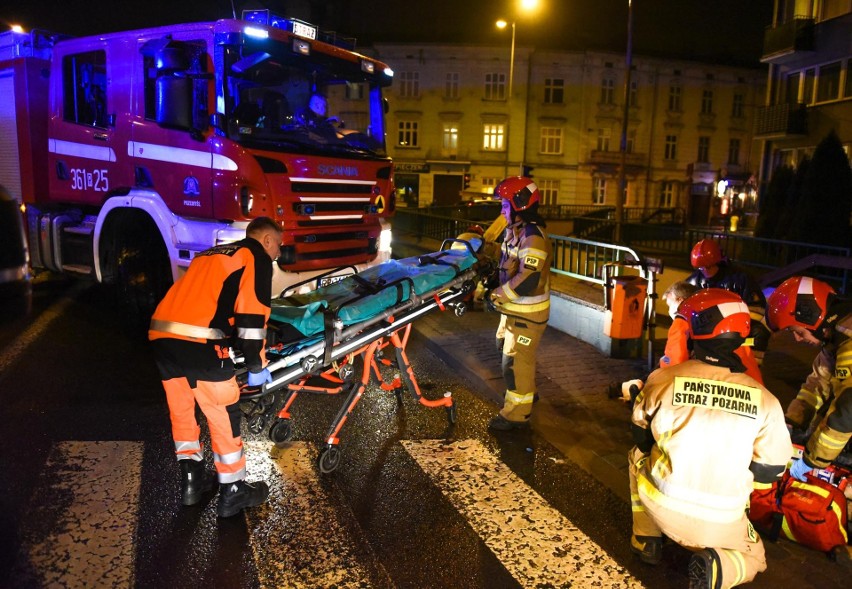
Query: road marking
402,439,644,588
0,284,82,375
245,441,390,589
18,441,142,589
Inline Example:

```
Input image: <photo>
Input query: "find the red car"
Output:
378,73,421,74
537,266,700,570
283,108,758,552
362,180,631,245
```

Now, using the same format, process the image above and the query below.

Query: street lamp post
496,19,516,178
615,0,633,243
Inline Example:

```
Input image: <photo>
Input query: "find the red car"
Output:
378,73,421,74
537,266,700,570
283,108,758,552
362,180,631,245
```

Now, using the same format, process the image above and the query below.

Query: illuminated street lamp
496,0,539,178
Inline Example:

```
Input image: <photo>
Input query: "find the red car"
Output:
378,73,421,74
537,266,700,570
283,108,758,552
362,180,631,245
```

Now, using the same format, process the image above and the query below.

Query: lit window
442,123,459,155
483,123,505,151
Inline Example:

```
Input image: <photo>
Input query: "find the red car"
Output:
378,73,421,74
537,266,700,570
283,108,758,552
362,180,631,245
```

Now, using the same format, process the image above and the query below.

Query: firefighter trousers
628,447,766,588
161,376,246,485
496,314,547,422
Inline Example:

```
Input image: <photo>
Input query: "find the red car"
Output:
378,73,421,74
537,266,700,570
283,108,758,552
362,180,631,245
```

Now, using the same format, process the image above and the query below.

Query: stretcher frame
236,239,489,472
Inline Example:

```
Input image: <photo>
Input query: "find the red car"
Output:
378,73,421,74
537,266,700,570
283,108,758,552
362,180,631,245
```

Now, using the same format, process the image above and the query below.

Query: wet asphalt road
1,275,830,588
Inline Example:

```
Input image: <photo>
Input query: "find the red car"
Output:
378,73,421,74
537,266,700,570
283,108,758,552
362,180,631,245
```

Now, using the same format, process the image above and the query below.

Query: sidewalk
410,279,851,588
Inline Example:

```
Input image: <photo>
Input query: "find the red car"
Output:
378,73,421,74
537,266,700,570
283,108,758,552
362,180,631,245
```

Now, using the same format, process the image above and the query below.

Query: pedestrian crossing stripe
16,439,642,588
402,439,644,588
18,441,142,589
244,441,387,589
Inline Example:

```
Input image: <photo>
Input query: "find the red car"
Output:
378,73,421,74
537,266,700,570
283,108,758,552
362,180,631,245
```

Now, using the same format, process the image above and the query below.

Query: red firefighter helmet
494,176,540,212
677,288,750,340
690,239,723,269
766,276,835,332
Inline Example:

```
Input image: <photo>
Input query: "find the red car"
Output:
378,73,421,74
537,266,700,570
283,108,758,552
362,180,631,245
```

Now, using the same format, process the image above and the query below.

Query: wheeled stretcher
236,238,491,472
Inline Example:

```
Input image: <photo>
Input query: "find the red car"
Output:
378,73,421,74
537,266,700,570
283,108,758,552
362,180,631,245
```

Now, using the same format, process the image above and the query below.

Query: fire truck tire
112,216,171,322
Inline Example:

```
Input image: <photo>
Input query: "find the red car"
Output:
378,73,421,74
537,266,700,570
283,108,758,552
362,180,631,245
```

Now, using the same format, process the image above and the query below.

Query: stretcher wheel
318,446,341,473
269,418,293,446
446,405,458,424
338,364,355,381
248,414,266,434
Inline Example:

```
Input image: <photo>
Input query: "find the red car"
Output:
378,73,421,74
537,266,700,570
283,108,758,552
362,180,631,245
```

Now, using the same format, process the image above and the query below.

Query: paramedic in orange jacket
487,176,552,431
628,289,790,589
765,276,852,481
149,216,282,518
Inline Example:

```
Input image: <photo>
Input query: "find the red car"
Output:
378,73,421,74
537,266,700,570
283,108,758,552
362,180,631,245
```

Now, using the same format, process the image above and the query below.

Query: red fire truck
0,11,396,315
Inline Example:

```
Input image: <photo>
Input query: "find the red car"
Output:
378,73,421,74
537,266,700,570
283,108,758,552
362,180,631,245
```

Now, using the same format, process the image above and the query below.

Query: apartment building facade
373,42,765,227
757,1,852,184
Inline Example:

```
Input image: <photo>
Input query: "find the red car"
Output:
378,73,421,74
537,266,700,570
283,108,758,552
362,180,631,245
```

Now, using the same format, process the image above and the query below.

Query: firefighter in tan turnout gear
628,289,791,589
765,276,852,481
487,176,552,431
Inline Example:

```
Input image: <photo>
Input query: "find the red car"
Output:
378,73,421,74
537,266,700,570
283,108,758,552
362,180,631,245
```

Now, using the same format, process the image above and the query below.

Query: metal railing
550,234,643,285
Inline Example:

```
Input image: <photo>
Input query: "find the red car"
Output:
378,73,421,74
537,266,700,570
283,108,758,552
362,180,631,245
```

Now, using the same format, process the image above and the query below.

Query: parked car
0,184,31,322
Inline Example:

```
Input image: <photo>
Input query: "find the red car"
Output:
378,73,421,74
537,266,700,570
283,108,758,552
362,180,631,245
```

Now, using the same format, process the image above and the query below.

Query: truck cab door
48,45,124,206
129,38,213,219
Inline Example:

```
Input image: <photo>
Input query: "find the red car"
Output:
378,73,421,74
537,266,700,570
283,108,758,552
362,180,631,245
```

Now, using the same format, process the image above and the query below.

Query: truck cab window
63,51,107,128
143,40,208,128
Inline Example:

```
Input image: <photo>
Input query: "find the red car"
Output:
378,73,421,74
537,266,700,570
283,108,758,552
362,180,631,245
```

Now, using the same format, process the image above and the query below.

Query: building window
668,84,681,111
596,128,611,152
398,71,420,98
485,73,506,100
803,68,816,104
544,78,564,104
626,129,636,154
397,120,419,147
345,83,365,100
483,123,505,151
442,123,459,155
540,127,563,154
700,89,714,114
816,61,842,102
697,136,710,163
785,72,801,103
445,72,460,99
665,135,678,160
600,77,615,105
593,178,607,204
539,179,559,205
728,138,740,165
731,93,744,118
482,177,499,194
659,182,675,208
846,62,852,98
629,80,638,107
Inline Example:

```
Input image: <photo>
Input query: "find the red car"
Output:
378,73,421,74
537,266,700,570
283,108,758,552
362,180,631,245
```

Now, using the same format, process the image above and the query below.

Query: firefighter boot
217,480,270,518
630,535,662,565
688,549,722,589
180,459,217,506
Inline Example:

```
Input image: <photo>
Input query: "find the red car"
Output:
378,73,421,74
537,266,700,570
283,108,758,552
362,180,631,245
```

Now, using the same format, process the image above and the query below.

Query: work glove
247,368,273,387
788,458,813,482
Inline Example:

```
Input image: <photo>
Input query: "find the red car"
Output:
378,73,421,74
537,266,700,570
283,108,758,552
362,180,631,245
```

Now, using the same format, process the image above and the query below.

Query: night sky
4,0,774,66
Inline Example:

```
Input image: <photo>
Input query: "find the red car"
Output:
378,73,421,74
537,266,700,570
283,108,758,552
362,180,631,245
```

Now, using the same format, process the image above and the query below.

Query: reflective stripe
215,447,245,465
751,481,773,490
630,492,645,512
174,440,202,453
505,390,535,405
237,327,267,340
150,319,227,340
637,470,744,523
518,247,548,260
218,467,246,484
721,548,746,585
796,388,824,411
499,300,551,315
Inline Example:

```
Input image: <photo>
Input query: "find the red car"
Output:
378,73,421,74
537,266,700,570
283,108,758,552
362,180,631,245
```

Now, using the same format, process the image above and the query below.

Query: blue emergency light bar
240,10,356,50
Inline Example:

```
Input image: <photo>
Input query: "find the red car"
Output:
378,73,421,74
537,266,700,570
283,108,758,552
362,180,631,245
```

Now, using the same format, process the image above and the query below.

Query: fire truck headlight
378,226,392,253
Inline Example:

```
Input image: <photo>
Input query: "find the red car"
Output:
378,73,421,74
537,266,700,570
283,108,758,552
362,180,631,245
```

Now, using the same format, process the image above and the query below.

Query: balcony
761,17,814,62
754,103,808,137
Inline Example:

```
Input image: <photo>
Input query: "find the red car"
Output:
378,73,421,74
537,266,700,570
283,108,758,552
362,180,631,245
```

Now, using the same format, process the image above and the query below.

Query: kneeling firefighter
628,289,790,588
487,176,552,431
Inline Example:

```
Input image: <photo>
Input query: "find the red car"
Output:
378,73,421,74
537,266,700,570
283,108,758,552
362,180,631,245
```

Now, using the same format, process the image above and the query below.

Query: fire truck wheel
318,445,341,473
113,217,171,323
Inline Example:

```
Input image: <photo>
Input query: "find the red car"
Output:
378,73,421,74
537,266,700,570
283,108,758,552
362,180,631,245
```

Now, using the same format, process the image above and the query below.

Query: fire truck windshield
222,41,387,159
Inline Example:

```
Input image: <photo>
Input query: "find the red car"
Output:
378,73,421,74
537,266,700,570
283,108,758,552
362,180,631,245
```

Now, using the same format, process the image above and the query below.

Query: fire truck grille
291,182,373,194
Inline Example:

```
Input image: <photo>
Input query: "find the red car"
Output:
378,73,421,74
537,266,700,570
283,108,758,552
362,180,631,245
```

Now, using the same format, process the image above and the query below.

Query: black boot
217,480,270,518
180,459,217,506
